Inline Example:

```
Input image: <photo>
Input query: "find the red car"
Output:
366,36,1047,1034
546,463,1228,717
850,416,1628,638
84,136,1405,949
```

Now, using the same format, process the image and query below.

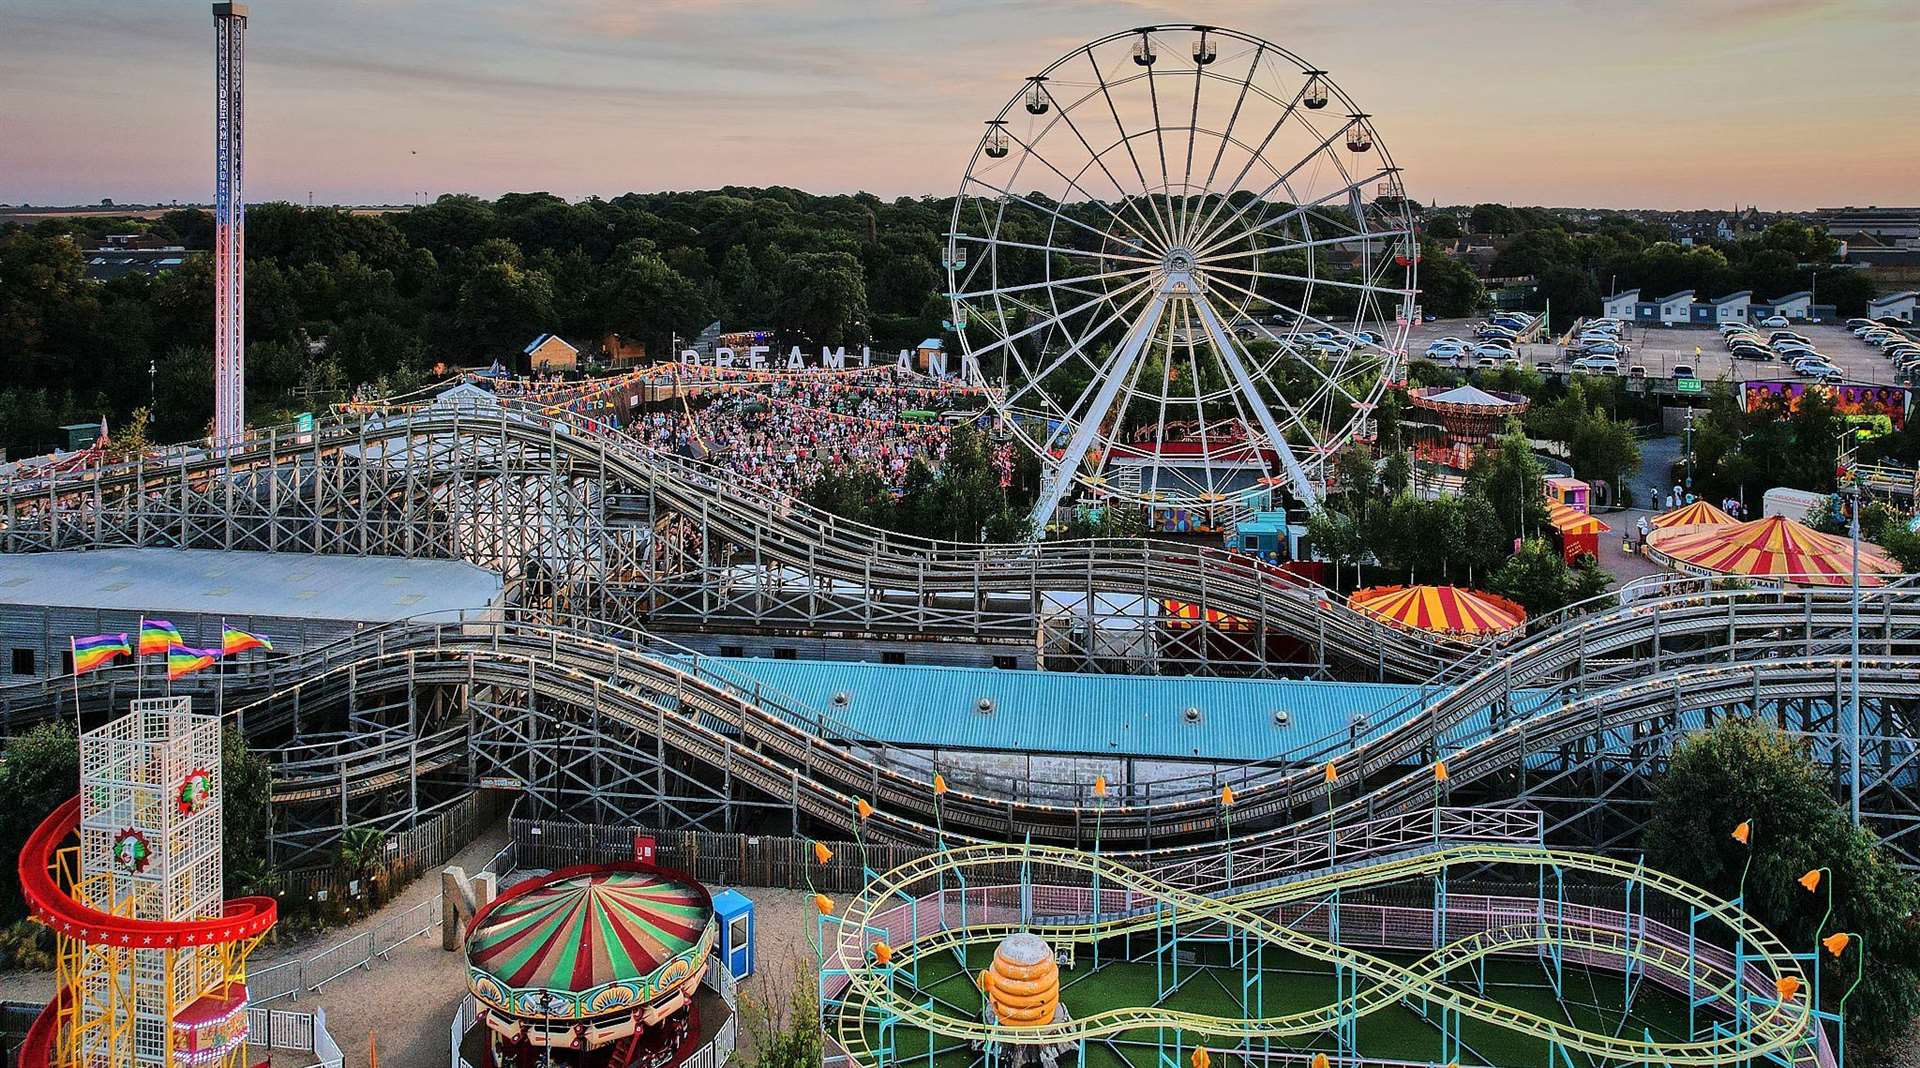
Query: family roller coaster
819,817,1857,1068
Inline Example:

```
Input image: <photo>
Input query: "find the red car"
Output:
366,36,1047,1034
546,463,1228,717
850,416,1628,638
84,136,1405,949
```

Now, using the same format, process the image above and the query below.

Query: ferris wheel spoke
1188,44,1265,249
1027,290,1173,525
1141,49,1176,237
1085,48,1178,248
961,272,1156,364
1183,77,1313,257
1200,274,1377,409
1004,280,1161,411
1192,169,1394,263
965,176,1158,259
1033,81,1177,262
1196,228,1413,266
1192,292,1319,503
995,128,1169,258
1189,117,1364,258
1202,264,1406,299
951,263,1159,303
954,232,1162,268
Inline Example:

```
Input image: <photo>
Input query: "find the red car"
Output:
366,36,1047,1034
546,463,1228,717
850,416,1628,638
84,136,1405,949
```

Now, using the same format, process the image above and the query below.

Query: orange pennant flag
1190,1048,1210,1068
1798,869,1822,893
855,798,874,821
1324,762,1338,784
1776,975,1802,1001
1220,785,1236,807
873,940,894,965
1093,774,1108,798
933,773,948,795
813,893,835,916
1822,932,1852,958
1731,820,1751,845
813,841,834,865
1434,761,1449,783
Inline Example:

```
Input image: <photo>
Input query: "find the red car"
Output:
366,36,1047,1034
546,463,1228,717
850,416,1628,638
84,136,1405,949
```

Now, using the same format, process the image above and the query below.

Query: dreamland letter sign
680,345,982,384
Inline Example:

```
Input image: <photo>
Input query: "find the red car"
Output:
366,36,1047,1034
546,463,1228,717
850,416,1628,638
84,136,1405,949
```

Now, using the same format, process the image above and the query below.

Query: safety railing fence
507,806,1545,895
250,892,451,1004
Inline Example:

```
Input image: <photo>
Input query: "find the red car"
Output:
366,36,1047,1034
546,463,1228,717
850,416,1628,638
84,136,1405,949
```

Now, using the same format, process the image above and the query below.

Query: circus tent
1644,514,1899,587
1546,501,1611,564
1347,584,1527,639
1650,500,1736,530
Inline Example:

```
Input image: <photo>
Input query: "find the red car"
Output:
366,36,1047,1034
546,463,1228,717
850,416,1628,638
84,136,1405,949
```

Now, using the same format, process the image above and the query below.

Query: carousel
464,863,720,1068
1649,499,1737,531
1347,584,1527,640
1645,514,1900,587
1407,385,1530,469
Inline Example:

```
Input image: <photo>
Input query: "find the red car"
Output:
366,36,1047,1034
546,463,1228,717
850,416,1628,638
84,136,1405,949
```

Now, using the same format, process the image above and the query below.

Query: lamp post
1846,474,1862,825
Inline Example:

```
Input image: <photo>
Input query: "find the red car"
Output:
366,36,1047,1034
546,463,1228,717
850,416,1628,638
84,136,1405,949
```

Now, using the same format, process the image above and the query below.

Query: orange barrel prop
978,933,1060,1027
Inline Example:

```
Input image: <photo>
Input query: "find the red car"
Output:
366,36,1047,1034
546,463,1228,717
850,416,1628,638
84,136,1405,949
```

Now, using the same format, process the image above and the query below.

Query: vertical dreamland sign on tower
73,697,237,1067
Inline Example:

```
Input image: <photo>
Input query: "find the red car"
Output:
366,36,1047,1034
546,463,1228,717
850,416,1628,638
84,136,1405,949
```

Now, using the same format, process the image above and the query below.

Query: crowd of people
632,373,988,497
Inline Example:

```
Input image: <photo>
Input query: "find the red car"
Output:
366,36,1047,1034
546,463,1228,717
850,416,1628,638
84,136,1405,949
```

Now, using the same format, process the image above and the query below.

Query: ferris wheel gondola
947,24,1416,529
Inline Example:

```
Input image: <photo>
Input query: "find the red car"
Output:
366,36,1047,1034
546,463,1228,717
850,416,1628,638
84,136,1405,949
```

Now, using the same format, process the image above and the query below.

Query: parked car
1534,361,1557,374
1425,340,1465,357
1761,315,1791,327
1475,356,1499,369
1671,363,1696,378
1571,355,1621,374
1580,341,1628,357
1730,345,1772,361
1628,365,1647,378
1471,343,1514,359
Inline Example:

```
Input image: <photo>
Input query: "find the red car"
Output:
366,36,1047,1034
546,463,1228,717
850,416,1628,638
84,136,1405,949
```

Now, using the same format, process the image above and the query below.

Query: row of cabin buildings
1600,289,1918,327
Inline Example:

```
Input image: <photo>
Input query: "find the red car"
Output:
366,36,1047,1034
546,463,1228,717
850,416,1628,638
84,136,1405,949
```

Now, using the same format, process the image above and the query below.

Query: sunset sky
5,0,1915,211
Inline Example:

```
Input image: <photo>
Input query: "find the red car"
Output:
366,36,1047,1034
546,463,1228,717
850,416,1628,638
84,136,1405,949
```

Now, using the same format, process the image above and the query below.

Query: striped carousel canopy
466,863,715,1022
1546,501,1610,536
1347,584,1527,639
1650,500,1736,530
1645,515,1900,587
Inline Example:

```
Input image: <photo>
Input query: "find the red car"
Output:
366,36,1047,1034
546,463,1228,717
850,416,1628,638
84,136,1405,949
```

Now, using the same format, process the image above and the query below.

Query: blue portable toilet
711,889,755,981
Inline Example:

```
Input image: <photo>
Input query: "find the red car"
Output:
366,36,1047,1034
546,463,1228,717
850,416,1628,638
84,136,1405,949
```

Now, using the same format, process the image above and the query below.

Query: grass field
851,938,1700,1068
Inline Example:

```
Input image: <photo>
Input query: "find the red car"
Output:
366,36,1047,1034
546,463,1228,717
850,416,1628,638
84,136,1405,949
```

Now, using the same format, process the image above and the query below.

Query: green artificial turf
848,938,1703,1068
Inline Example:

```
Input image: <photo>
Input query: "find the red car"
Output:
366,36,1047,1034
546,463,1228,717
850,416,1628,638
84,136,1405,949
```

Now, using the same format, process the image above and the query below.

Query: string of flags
68,619,274,680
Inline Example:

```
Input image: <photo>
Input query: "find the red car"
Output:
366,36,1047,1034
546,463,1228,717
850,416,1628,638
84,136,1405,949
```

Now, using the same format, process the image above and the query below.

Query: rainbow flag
166,644,220,680
139,619,183,656
222,629,272,655
72,634,132,674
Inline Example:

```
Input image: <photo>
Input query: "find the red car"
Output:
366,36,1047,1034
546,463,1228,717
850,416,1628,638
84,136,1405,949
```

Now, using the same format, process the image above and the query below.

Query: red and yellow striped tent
1546,501,1611,564
1645,514,1900,587
1347,585,1527,639
1650,500,1736,530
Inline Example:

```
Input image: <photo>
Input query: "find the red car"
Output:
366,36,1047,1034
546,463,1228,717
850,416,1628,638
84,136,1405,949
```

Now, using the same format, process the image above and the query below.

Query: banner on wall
1742,380,1909,431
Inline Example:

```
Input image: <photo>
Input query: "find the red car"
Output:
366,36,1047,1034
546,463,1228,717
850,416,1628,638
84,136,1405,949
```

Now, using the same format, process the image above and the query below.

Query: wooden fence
511,818,936,893
276,790,506,912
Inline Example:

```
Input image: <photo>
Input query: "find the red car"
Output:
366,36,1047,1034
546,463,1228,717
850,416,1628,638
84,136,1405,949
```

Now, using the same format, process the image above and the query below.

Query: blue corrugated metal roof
691,655,1548,764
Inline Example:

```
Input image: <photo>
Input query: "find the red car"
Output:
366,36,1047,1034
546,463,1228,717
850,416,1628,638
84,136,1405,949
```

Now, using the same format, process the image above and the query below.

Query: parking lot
1404,318,1909,387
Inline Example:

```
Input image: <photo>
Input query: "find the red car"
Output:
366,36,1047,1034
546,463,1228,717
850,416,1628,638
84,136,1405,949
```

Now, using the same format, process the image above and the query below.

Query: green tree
775,251,870,346
1645,720,1920,1052
1465,420,1550,542
1416,241,1485,318
0,722,79,921
1486,536,1600,616
222,725,277,898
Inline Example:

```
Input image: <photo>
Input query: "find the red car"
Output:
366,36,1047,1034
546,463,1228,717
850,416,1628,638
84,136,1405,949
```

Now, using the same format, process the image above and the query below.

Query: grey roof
1606,289,1640,301
1710,291,1752,304
0,548,502,623
1770,291,1812,302
1870,291,1918,304
1656,290,1695,303
1425,384,1517,407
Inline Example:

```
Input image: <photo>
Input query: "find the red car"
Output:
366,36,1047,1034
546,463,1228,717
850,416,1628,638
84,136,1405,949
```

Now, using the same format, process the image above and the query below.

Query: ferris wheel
946,25,1417,527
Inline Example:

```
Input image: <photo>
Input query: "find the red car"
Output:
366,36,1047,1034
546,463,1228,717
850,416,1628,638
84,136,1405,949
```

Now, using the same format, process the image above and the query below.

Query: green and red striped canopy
466,865,713,1011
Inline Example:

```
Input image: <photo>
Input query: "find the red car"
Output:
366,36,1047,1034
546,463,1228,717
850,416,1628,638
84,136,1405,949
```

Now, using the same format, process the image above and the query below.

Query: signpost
1676,378,1703,394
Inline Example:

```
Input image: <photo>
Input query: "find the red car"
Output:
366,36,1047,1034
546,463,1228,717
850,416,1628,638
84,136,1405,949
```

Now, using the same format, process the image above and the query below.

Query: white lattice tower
78,697,226,1067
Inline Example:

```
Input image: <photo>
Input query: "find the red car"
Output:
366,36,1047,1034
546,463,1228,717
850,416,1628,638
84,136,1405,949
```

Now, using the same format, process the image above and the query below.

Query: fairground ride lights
679,344,982,381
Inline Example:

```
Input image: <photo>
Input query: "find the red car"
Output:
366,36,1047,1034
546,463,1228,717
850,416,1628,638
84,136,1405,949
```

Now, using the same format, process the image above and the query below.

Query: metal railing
251,893,447,1004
